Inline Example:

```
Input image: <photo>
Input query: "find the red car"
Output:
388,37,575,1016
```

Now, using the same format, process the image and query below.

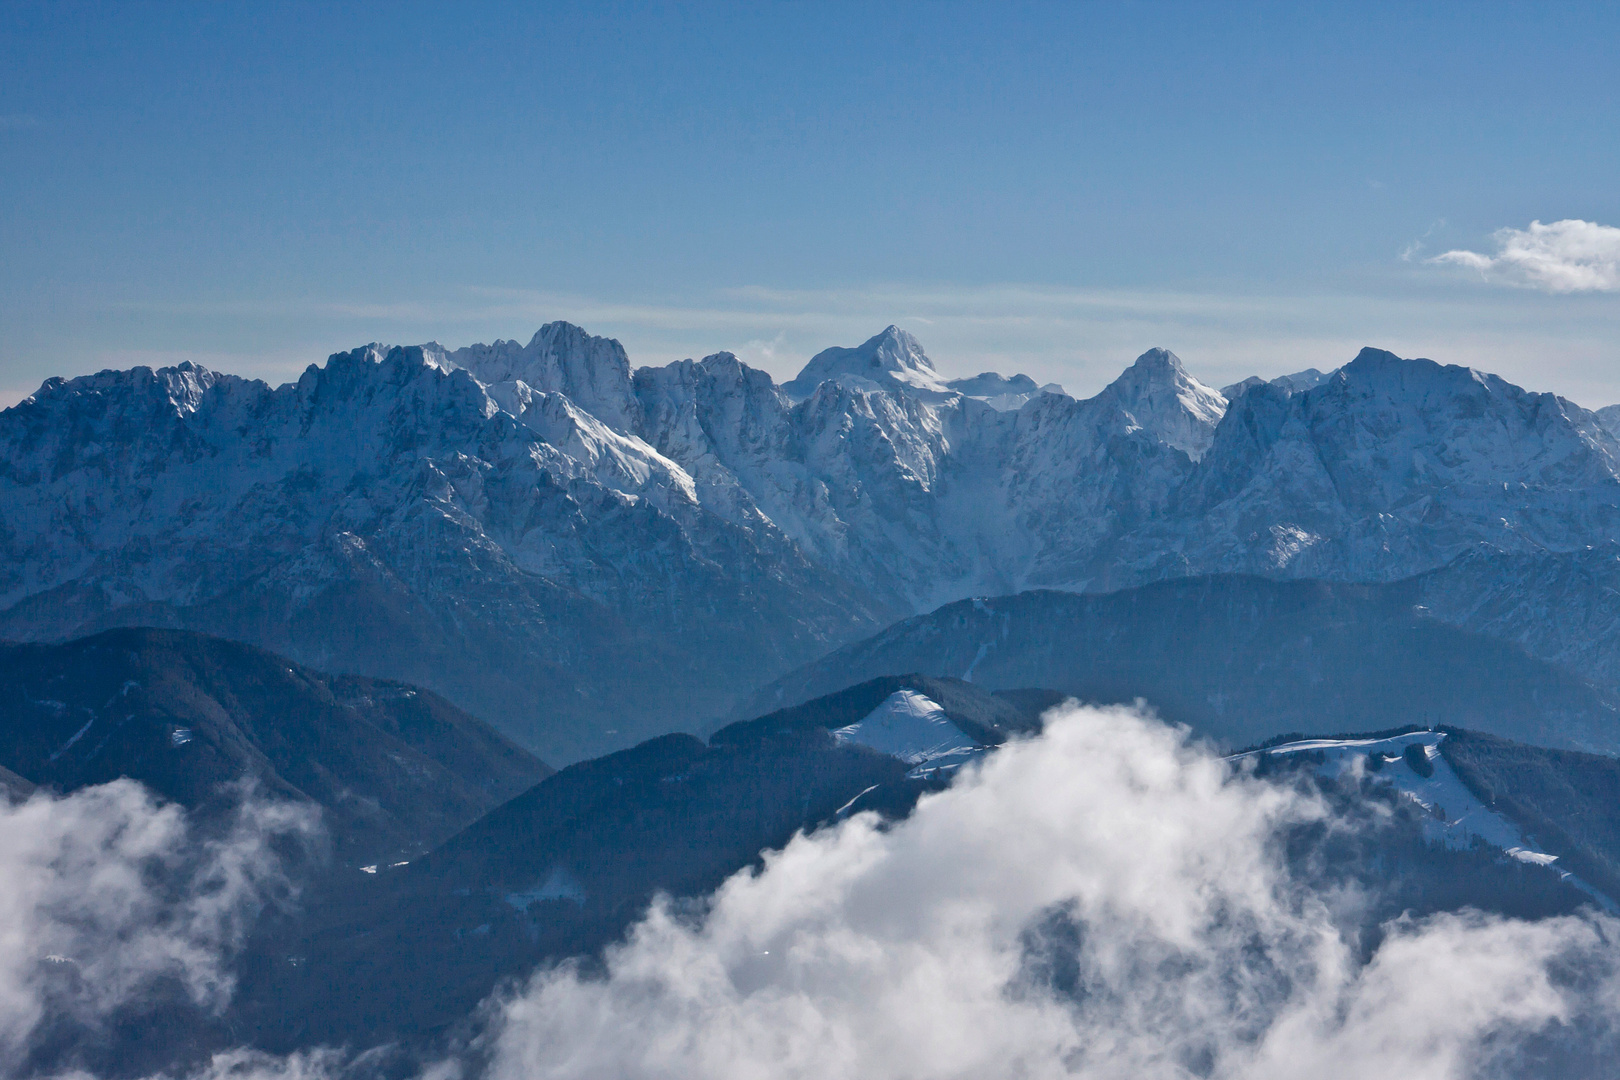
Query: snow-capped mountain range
6,322,1620,759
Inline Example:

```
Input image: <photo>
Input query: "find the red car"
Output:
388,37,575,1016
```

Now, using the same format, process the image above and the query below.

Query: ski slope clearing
1235,730,1614,909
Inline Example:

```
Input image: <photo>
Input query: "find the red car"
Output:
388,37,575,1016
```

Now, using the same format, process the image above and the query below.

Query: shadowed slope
0,627,552,865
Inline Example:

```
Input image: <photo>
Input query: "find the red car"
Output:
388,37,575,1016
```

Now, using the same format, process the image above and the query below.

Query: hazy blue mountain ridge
7,324,1620,758
744,576,1620,755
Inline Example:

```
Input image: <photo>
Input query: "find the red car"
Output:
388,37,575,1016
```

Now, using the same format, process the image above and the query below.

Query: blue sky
3,1,1619,404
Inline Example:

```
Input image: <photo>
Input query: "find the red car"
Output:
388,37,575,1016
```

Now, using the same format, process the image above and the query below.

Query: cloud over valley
484,706,1620,1080
5,709,1620,1079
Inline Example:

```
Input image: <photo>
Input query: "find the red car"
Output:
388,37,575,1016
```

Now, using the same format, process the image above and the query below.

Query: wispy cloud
0,114,41,132
0,781,318,1068
1430,219,1620,292
5,709,1620,1078
1399,218,1446,262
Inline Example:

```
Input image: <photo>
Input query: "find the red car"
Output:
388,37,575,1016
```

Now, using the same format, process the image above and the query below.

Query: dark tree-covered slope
1440,728,1620,901
0,627,552,864
743,576,1620,754
239,675,1047,1046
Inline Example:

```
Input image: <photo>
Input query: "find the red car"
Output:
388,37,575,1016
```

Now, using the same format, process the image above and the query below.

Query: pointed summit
1130,347,1183,372
782,326,953,401
1095,348,1228,459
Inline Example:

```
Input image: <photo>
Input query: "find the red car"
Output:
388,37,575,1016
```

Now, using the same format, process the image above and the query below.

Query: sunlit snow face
483,705,1620,1080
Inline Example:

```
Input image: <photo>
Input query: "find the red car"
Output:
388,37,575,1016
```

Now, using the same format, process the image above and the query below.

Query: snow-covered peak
1093,348,1228,459
1223,367,1335,400
1313,348,1620,479
1321,348,1606,441
1172,346,1620,581
439,322,637,432
1596,404,1620,442
831,689,985,776
946,372,1068,411
782,326,953,401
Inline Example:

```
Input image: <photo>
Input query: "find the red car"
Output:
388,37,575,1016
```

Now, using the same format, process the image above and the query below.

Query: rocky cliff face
6,324,1620,758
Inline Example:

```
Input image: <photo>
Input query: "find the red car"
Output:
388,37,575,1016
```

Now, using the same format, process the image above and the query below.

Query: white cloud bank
5,708,1620,1079
1431,219,1620,293
483,705,1620,1080
0,780,317,1071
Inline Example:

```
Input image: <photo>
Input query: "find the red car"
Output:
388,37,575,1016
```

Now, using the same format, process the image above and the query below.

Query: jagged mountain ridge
6,323,1620,757
1117,350,1620,588
0,342,889,761
1222,366,1333,400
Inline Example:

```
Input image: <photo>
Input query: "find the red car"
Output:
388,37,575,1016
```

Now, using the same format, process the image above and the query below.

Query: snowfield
831,689,987,777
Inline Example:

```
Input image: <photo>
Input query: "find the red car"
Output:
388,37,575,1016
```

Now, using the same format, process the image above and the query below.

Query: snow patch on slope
1236,731,1614,909
832,690,986,777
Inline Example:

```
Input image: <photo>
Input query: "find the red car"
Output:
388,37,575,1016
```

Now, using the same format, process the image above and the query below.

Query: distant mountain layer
745,575,1620,755
0,627,552,864
7,320,1620,758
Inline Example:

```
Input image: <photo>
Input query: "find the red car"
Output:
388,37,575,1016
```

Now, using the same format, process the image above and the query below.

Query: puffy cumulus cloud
481,704,1620,1080
1430,219,1620,293
0,780,319,1069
